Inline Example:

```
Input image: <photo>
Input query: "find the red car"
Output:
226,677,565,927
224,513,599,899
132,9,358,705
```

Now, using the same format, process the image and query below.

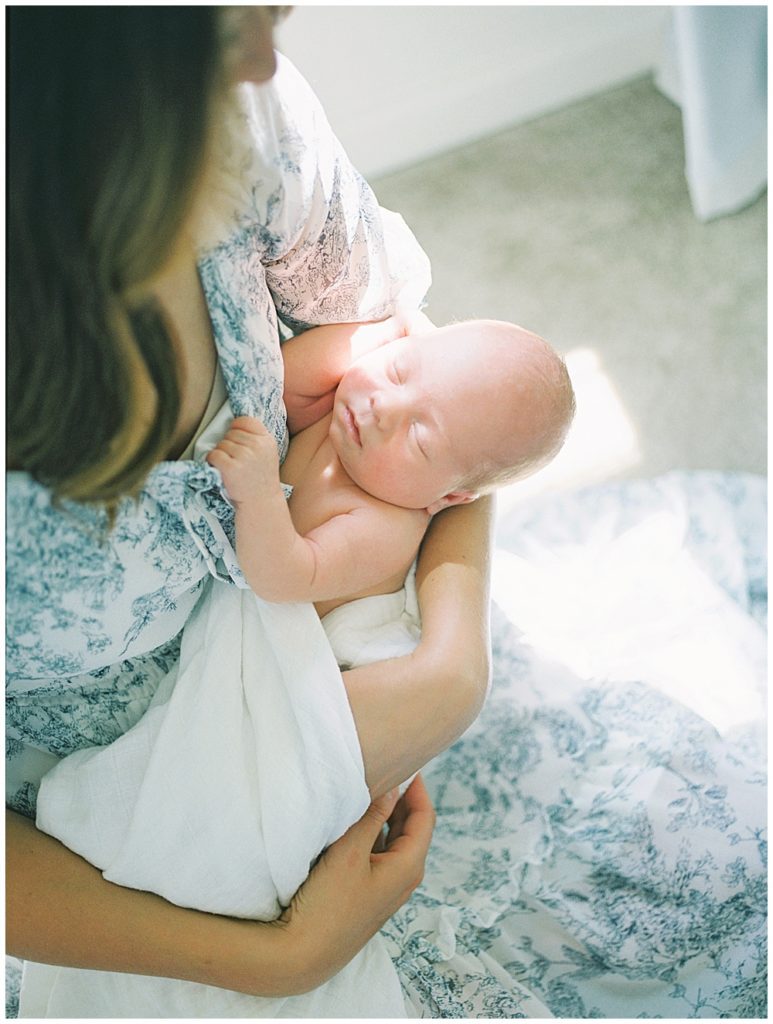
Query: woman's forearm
5,493,482,991
7,781,433,997
282,320,397,433
343,496,494,796
6,809,303,996
414,493,494,684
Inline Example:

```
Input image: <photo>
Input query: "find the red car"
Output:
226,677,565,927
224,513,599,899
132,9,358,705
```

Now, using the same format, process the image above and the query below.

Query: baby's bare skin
207,318,574,613
280,412,427,618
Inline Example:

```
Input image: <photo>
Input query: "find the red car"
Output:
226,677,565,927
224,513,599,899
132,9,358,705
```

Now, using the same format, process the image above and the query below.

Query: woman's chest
154,256,219,460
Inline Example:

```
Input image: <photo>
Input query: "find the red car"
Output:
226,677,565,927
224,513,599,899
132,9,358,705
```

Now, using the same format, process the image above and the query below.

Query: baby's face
329,323,529,513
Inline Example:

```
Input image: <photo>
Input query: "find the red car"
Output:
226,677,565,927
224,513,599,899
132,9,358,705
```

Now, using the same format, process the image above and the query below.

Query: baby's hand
206,417,280,506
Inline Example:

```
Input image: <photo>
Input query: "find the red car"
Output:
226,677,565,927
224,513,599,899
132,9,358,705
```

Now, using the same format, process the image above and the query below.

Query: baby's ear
425,490,479,516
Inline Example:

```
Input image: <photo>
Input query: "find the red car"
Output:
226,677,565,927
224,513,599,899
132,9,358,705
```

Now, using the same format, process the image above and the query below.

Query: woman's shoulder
6,470,108,537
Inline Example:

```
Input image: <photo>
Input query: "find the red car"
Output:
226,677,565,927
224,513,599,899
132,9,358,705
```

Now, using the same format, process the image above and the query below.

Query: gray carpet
371,75,767,499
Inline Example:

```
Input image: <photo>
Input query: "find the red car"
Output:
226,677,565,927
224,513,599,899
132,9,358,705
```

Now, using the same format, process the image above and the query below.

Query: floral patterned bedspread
6,471,766,1018
383,470,766,1019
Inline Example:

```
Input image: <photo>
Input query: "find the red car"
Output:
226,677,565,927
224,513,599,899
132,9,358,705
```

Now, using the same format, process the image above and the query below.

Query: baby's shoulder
349,490,430,539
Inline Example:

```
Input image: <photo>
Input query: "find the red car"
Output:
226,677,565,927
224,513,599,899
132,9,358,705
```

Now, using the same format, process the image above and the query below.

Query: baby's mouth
344,406,362,447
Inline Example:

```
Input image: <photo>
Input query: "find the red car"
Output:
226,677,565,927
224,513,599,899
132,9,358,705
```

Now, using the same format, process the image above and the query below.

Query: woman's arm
282,311,434,434
5,502,487,988
6,778,433,995
343,495,494,796
282,319,399,434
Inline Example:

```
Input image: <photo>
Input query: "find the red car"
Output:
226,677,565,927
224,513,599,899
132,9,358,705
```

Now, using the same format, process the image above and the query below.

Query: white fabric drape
27,582,407,1018
656,5,767,221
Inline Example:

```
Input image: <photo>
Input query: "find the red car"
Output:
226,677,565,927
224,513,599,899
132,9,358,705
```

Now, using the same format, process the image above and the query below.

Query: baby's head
329,319,575,514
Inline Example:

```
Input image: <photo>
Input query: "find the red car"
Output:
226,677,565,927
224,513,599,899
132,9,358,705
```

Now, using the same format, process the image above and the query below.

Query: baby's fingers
205,446,234,470
229,415,271,436
219,430,262,452
208,436,248,459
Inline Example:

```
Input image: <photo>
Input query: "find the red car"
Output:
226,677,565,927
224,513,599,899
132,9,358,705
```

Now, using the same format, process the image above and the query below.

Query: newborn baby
208,318,576,618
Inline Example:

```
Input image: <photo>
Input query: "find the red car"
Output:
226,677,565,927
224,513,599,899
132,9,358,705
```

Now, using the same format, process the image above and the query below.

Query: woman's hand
347,308,435,363
391,307,435,342
276,776,435,991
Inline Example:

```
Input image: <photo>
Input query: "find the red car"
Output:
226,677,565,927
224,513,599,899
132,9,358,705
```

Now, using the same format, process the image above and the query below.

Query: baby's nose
371,391,407,431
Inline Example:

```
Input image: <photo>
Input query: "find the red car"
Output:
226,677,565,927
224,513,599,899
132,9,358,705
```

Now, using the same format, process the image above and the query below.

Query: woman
7,6,492,1010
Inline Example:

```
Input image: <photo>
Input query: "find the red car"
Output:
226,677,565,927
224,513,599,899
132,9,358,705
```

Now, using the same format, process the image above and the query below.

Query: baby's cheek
340,363,370,398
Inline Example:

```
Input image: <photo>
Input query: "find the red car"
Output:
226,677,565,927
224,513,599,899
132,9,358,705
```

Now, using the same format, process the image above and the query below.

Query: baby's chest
286,475,354,536
282,436,359,537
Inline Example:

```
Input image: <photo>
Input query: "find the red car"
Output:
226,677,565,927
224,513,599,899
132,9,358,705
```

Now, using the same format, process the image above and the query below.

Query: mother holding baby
6,7,493,1016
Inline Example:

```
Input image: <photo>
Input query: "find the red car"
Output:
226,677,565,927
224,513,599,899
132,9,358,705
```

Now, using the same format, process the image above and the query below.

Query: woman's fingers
398,308,436,338
398,773,434,819
351,778,434,862
345,788,400,852
383,775,428,847
276,781,435,988
377,775,435,864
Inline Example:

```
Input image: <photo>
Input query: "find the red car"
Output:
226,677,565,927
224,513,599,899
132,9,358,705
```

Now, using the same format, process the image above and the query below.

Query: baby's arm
207,417,427,603
282,310,433,434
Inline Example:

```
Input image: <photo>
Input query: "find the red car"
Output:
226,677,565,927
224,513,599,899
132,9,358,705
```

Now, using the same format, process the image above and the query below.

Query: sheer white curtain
656,5,767,221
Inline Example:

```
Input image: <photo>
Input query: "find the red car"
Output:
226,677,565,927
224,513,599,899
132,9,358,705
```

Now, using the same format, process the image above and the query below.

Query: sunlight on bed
491,514,766,735
497,347,641,518
490,356,766,739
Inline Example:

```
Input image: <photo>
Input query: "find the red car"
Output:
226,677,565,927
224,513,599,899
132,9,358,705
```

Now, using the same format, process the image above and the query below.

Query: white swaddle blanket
26,578,420,1018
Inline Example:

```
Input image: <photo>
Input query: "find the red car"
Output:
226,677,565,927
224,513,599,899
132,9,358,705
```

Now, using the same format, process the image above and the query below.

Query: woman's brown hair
8,7,224,507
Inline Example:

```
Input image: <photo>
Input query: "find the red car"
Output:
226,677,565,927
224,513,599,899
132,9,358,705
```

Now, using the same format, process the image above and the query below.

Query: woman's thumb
351,788,400,845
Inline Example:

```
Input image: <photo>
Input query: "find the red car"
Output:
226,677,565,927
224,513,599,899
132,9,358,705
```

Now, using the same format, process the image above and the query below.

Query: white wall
277,5,670,179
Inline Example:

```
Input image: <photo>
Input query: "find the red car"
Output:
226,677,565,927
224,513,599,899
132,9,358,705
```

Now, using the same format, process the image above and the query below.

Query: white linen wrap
30,582,415,1017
